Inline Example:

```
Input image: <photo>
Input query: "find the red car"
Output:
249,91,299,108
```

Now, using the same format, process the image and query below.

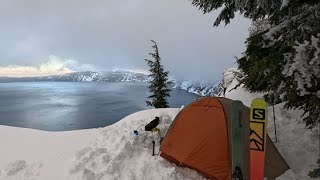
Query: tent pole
273,101,278,143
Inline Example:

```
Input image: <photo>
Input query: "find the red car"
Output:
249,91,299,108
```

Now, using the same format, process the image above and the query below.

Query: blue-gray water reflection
0,82,198,131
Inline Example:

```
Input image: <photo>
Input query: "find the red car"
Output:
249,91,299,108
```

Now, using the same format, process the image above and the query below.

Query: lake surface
0,82,198,131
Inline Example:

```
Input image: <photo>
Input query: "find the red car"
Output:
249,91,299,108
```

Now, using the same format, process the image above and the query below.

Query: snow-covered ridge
0,69,245,99
0,70,150,83
0,70,225,96
172,80,222,97
173,68,243,97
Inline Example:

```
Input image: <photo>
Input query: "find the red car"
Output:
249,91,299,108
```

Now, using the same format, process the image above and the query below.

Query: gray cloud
0,0,251,81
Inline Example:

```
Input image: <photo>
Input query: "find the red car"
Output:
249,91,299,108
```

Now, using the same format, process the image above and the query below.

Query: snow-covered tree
309,158,320,179
190,0,320,128
145,40,172,108
191,0,283,26
190,1,320,177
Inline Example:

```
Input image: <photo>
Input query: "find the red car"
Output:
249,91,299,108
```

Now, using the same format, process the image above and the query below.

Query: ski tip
251,98,267,106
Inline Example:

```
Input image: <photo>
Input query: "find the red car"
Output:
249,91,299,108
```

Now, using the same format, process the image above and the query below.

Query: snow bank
70,108,206,180
0,109,205,180
0,126,98,180
224,69,262,106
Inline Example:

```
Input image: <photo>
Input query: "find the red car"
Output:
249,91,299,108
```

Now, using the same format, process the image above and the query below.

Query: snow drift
0,109,207,180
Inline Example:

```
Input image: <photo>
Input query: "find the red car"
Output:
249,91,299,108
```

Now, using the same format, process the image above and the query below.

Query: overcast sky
0,0,251,81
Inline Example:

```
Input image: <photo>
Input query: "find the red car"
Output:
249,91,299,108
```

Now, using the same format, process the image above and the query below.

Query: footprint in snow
5,160,27,176
1,160,42,179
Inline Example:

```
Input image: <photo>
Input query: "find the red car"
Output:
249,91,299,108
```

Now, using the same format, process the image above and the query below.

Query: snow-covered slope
172,68,243,97
172,80,222,97
0,109,205,180
172,68,242,97
0,68,318,180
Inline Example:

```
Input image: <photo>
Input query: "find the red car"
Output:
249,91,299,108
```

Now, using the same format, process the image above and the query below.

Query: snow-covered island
0,69,318,180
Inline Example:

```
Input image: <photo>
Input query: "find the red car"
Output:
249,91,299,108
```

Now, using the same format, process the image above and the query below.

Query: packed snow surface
0,109,206,180
0,68,318,179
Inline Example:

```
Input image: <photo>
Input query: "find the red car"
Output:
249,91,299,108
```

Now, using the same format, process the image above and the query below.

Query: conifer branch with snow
190,0,320,128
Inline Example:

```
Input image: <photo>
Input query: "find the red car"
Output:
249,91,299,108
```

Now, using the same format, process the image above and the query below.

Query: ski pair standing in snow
231,100,244,180
231,98,268,180
250,98,268,180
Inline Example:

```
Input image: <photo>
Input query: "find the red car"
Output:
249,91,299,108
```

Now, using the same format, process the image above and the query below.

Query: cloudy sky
0,0,251,81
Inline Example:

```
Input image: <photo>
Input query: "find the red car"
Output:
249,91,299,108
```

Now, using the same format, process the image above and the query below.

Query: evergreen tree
190,1,319,177
238,1,320,129
308,158,320,178
145,40,172,108
190,0,320,128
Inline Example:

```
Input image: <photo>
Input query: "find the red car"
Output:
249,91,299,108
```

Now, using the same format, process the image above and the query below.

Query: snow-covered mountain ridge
172,80,222,97
172,68,243,97
0,71,149,83
0,70,224,96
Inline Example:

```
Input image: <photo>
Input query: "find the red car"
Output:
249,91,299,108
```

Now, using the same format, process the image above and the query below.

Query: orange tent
160,97,289,180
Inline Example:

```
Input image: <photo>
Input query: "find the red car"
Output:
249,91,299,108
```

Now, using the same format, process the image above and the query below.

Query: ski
231,100,244,180
250,98,268,180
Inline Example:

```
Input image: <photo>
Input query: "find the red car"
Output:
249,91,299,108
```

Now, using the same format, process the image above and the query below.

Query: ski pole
152,140,155,156
272,95,278,143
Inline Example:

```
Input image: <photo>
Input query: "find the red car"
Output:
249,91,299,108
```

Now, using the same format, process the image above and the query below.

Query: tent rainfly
160,97,289,180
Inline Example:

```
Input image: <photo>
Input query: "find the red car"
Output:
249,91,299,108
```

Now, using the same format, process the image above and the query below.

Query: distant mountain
0,70,226,96
172,80,223,97
0,70,149,83
173,68,243,97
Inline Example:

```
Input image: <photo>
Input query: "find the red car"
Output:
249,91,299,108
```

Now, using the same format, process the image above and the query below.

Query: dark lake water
0,82,198,131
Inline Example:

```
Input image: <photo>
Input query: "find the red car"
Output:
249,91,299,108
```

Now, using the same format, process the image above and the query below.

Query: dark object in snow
152,140,155,156
145,117,160,131
133,130,138,136
232,166,243,180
